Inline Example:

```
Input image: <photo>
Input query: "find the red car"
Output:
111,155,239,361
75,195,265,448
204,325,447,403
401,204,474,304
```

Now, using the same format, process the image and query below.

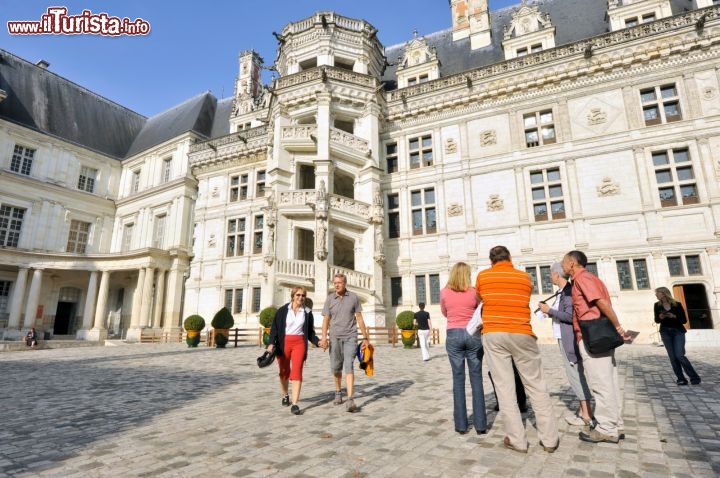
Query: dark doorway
54,302,75,334
673,284,712,329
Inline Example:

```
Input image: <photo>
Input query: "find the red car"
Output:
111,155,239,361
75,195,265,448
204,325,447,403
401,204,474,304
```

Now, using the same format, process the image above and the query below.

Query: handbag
466,303,483,334
579,316,624,354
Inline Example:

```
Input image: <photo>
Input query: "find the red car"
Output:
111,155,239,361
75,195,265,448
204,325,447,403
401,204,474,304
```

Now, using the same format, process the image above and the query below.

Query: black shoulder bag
579,316,624,354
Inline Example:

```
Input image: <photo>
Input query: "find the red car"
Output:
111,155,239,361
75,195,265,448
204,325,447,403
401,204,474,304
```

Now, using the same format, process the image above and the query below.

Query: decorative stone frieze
329,195,371,219
279,190,316,207
329,127,370,155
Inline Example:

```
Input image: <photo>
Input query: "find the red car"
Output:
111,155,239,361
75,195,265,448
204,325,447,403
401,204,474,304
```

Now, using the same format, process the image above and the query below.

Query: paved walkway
1,342,718,477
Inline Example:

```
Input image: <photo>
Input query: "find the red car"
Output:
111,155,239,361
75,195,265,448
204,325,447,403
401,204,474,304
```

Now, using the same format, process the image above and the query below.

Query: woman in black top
654,287,701,385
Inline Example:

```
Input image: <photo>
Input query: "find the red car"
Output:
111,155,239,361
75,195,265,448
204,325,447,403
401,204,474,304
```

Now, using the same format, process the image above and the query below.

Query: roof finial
412,28,418,38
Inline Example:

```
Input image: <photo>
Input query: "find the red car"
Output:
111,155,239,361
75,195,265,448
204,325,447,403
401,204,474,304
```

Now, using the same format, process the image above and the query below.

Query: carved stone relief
596,177,620,197
208,234,216,248
486,194,504,211
586,107,607,126
447,203,464,217
211,186,219,198
480,130,497,146
702,86,717,100
445,138,458,154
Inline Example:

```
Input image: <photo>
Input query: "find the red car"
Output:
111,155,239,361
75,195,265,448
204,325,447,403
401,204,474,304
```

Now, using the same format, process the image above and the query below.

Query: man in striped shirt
476,245,559,453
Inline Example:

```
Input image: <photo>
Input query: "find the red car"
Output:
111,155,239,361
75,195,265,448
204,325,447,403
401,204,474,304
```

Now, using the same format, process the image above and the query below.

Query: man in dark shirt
413,302,432,361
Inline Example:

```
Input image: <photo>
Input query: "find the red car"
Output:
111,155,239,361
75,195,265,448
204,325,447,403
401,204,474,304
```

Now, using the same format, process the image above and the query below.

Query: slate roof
0,49,146,159
125,92,217,158
210,97,234,139
381,0,691,89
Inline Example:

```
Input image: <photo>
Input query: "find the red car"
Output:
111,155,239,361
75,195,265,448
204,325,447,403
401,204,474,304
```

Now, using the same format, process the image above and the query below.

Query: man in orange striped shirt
476,245,559,453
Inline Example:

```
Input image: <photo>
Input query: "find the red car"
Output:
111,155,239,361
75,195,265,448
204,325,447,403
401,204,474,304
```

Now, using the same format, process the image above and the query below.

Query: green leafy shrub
183,314,206,331
214,333,229,348
395,310,415,330
259,306,277,328
211,307,234,329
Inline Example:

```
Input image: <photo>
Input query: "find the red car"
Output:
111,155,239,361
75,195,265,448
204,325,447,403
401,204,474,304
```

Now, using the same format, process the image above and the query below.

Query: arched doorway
673,284,712,329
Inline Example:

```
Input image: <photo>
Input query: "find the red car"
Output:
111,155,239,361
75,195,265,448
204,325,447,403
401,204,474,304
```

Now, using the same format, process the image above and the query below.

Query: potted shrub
183,314,205,348
211,307,235,348
395,310,417,348
258,306,277,346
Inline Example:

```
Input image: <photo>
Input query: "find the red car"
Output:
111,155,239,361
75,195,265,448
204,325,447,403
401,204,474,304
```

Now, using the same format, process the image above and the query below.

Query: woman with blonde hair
440,262,487,435
267,286,322,414
654,287,701,385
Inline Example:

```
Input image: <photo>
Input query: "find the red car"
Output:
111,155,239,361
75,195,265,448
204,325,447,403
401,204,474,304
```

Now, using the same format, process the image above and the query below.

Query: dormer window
607,0,672,32
407,74,429,86
502,4,555,60
396,33,440,89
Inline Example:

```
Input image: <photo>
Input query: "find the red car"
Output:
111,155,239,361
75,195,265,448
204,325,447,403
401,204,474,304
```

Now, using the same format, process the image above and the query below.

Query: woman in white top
267,286,321,415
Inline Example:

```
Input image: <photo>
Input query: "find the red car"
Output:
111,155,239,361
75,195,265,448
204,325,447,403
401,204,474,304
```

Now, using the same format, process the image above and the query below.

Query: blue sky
2,0,517,117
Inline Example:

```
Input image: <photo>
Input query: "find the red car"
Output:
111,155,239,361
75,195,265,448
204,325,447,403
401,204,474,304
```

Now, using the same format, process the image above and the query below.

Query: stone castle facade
1,0,719,343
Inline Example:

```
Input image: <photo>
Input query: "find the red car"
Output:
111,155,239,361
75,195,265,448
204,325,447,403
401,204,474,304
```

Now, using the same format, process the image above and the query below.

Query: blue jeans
660,328,700,382
445,328,487,432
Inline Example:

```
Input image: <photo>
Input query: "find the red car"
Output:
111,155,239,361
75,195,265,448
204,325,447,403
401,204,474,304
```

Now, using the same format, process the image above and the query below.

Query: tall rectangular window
252,287,261,313
686,255,702,275
253,215,264,254
0,280,11,315
387,193,400,239
530,168,565,221
226,218,246,257
641,84,681,126
386,142,398,174
652,148,698,207
524,110,556,147
617,259,650,290
586,262,598,277
66,220,91,254
256,170,266,197
230,174,249,202
409,135,433,169
390,277,402,306
411,188,436,235
77,166,97,193
415,275,426,305
539,265,553,294
526,267,539,294
131,170,141,193
225,288,244,314
667,256,684,276
153,214,166,249
0,205,25,248
10,145,35,176
121,223,134,252
429,274,440,304
162,158,172,183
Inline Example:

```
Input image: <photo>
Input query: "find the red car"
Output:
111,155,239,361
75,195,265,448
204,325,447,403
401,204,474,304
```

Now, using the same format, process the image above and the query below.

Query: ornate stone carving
480,130,497,146
208,234,216,248
371,189,384,224
329,196,371,219
486,194,504,212
315,180,328,219
445,138,458,154
504,3,553,39
315,219,327,261
211,186,219,198
596,177,620,197
586,107,607,125
447,203,464,217
702,86,717,100
398,32,438,69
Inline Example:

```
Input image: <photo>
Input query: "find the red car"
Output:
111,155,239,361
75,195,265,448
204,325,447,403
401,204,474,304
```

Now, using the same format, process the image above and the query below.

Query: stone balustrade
276,259,315,279
330,265,372,290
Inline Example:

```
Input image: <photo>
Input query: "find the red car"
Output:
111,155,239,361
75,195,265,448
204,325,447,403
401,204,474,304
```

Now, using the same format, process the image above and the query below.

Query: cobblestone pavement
1,341,718,477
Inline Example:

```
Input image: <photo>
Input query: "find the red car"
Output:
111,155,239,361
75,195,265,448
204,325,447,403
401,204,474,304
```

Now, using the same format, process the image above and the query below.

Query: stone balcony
280,125,370,164
278,190,371,224
274,259,373,296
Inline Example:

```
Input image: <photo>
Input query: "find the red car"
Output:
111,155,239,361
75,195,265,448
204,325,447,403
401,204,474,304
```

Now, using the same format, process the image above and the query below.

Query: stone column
86,270,111,341
153,269,166,328
164,264,187,332
81,271,99,330
129,268,145,328
7,267,29,329
23,268,43,329
139,266,155,328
